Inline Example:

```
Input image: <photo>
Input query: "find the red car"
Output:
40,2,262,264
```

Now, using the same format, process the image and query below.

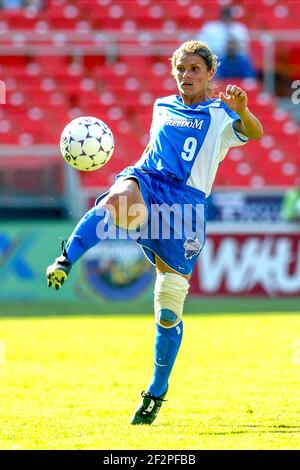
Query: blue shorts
97,166,207,276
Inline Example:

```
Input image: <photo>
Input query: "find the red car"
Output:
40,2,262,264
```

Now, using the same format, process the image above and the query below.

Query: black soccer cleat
131,388,168,425
46,242,72,290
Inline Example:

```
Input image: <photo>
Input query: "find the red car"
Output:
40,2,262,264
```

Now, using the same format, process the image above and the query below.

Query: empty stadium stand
0,0,299,195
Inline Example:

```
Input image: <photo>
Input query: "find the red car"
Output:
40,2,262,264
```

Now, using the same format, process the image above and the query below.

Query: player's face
173,53,214,104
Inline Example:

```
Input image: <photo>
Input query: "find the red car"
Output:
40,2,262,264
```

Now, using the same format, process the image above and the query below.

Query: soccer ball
60,116,114,171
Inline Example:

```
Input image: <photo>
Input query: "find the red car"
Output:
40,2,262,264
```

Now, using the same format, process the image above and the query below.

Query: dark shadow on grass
196,425,300,436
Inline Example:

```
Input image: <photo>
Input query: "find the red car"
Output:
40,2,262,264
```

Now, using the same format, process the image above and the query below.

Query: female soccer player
46,40,263,425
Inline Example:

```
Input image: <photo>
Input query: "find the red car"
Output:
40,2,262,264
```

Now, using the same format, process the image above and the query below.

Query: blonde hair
171,40,219,96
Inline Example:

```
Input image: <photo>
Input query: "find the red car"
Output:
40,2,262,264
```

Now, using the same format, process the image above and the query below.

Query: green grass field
1,311,300,450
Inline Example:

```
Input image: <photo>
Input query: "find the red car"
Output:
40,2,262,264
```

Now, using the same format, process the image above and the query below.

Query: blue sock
65,205,114,264
148,320,183,397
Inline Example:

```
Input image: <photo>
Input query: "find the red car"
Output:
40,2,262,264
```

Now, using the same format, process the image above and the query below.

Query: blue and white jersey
135,95,249,196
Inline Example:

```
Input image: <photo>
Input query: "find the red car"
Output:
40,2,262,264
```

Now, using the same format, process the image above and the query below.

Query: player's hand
219,85,248,115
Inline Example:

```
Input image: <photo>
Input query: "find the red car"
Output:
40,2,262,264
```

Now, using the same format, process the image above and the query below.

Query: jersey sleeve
221,104,249,149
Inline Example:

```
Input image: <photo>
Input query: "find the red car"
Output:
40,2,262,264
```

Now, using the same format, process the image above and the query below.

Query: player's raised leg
46,178,147,289
131,258,190,425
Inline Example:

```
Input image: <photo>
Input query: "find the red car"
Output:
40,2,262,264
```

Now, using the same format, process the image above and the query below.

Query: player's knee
100,190,118,211
100,181,146,228
154,272,190,328
99,190,125,226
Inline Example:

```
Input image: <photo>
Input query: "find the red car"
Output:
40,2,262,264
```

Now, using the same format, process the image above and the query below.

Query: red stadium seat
0,1,299,190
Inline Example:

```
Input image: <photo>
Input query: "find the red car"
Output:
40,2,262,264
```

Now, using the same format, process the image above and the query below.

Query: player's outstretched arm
219,84,264,140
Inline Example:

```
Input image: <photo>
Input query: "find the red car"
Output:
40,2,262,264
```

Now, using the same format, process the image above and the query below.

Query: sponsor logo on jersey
164,118,204,130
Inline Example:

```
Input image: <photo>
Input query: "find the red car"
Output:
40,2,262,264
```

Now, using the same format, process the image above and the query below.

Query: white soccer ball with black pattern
60,116,114,171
